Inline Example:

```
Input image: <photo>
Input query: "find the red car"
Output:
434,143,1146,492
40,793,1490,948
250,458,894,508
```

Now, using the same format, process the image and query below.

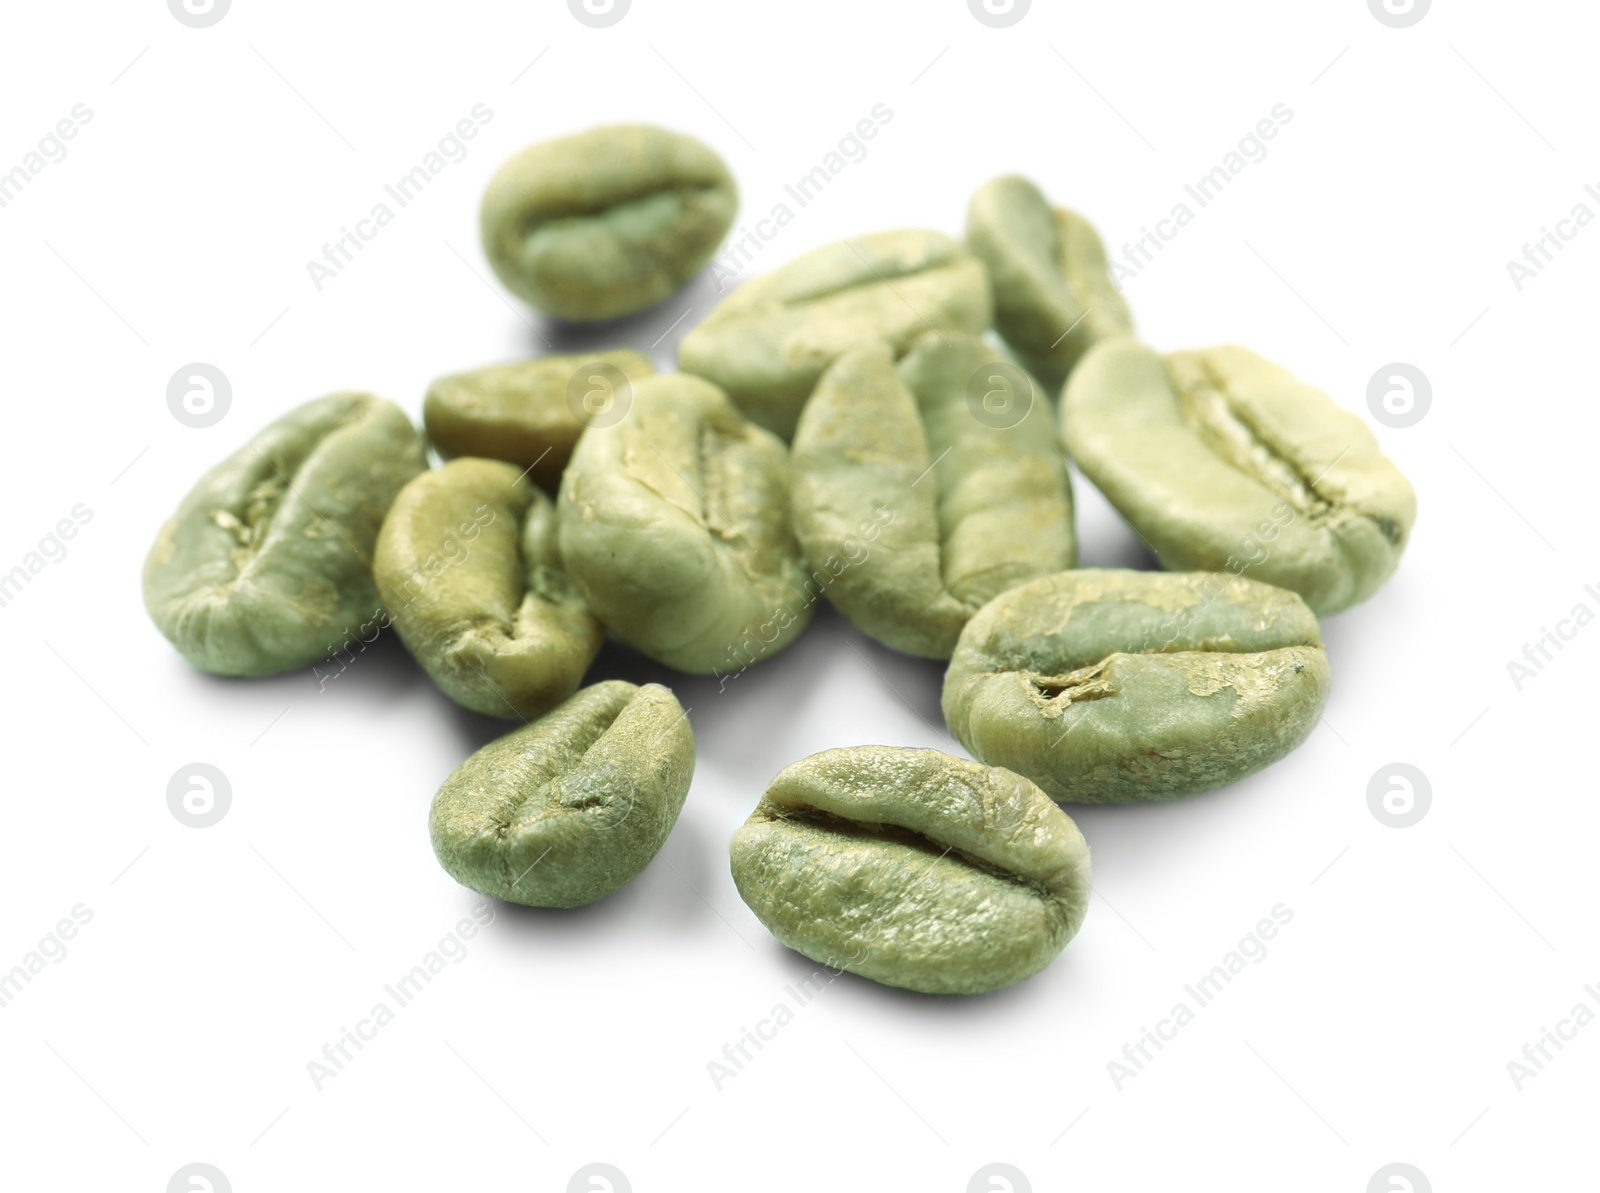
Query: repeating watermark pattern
1505,184,1599,291
1504,583,1599,691
167,763,232,829
1368,0,1430,29
0,504,94,611
167,1163,231,1193
968,0,1031,29
1366,364,1430,429
566,362,634,429
305,901,496,1091
568,0,630,29
707,104,894,292
0,104,93,211
1105,904,1294,1091
1112,104,1293,286
314,610,391,691
1368,1164,1430,1193
967,362,1034,430
1366,763,1430,828
0,904,94,1010
168,363,231,429
712,506,896,690
568,1164,631,1193
968,1163,1031,1192
306,105,494,292
705,963,850,1091
1505,984,1600,1091
168,0,230,28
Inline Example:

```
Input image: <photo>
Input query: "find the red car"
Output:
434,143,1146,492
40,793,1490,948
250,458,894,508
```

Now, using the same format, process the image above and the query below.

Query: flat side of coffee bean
143,393,427,677
899,331,1077,608
423,351,656,490
943,569,1331,803
966,175,1132,390
374,458,602,719
430,680,695,907
1063,338,1417,614
480,124,737,322
790,334,1074,658
558,373,812,674
729,746,1091,994
677,228,992,438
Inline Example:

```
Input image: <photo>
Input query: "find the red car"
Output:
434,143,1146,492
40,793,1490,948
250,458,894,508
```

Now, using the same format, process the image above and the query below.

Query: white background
0,1,1594,1190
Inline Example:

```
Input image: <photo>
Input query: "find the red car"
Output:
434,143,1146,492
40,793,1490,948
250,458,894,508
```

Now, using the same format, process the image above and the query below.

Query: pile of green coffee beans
143,123,1416,996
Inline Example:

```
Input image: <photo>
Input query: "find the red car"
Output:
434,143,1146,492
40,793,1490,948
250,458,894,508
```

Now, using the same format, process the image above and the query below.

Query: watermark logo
168,1164,231,1192
966,362,1034,429
968,0,1031,28
168,0,230,29
1367,363,1430,428
1367,763,1430,828
168,363,231,429
167,764,232,829
567,362,634,429
968,1163,1031,1192
1367,0,1429,28
569,0,630,28
1368,1163,1430,1193
568,1164,631,1193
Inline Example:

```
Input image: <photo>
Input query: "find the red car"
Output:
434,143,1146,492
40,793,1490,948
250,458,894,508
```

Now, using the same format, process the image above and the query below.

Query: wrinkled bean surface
144,393,426,676
424,351,655,491
965,175,1132,391
480,124,736,322
791,334,1075,658
558,373,811,674
430,681,694,907
374,458,602,719
678,228,992,438
730,746,1091,995
1063,340,1417,614
943,569,1331,803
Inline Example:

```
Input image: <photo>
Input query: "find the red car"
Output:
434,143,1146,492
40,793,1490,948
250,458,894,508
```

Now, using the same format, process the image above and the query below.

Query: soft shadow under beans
1064,763,1293,890
841,616,952,737
441,695,523,757
182,626,430,708
300,627,431,705
526,267,726,368
582,613,837,783
765,937,1085,1017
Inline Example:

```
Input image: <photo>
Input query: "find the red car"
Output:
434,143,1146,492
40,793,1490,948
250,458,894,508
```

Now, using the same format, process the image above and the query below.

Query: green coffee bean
966,175,1132,391
677,229,993,438
791,333,1075,658
942,569,1331,803
143,393,426,677
480,124,737,322
1062,339,1417,614
430,681,694,907
424,351,656,491
729,746,1091,995
558,373,811,675
373,458,603,719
